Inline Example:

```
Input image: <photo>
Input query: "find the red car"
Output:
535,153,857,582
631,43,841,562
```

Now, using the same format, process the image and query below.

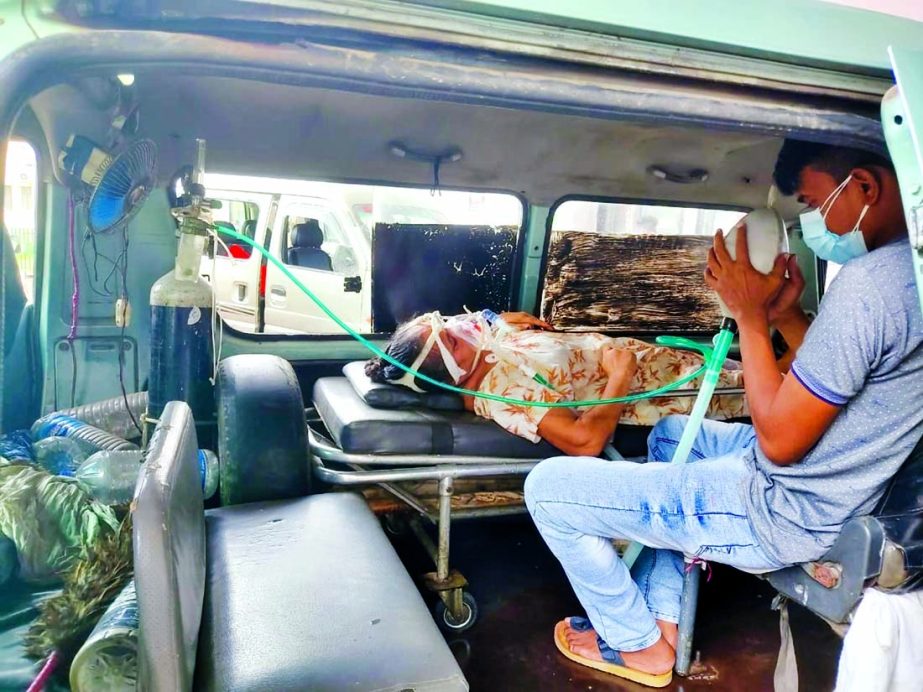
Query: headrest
242,218,257,236
342,361,464,411
291,220,323,248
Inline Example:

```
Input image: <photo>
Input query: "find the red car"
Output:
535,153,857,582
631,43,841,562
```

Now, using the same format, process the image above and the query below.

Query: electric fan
59,135,158,233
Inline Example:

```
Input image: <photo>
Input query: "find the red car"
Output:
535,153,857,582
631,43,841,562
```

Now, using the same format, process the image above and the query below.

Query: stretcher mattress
313,376,561,457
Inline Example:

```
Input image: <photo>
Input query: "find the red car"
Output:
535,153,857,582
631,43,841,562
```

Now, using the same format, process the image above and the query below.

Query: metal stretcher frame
308,415,540,629
307,385,746,630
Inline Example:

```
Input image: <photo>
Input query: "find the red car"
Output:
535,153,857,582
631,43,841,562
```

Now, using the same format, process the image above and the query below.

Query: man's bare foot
563,618,675,675
656,620,678,650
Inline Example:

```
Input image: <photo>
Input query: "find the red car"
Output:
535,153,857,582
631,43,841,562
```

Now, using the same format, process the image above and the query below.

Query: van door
883,47,923,316
200,190,271,332
263,199,365,334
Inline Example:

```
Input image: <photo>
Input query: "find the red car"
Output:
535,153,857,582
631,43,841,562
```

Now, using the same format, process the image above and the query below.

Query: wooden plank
541,231,723,333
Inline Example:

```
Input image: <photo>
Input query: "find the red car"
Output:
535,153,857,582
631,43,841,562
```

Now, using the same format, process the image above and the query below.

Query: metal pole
437,476,453,581
675,562,701,675
409,517,439,566
311,456,536,484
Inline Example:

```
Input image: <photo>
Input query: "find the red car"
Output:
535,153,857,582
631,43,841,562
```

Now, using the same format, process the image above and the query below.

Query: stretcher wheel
382,513,410,536
216,354,311,505
436,591,478,633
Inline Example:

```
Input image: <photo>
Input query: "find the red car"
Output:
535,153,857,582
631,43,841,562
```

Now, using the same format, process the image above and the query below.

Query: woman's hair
364,316,451,391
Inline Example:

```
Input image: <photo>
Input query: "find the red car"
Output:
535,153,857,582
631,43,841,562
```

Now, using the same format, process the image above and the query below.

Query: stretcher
309,361,745,631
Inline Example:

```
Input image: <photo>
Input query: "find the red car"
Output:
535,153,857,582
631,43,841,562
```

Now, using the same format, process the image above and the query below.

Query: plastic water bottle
31,413,138,456
33,437,87,476
75,450,145,505
70,580,138,691
199,449,219,500
75,449,218,505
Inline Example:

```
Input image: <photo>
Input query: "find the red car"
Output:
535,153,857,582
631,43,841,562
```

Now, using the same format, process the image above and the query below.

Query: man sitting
523,140,923,687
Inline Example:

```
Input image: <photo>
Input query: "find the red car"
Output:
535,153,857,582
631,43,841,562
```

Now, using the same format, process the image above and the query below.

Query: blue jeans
524,415,786,653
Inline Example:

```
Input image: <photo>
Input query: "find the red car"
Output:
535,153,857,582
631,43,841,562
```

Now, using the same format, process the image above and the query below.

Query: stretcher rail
311,455,538,485
309,426,547,468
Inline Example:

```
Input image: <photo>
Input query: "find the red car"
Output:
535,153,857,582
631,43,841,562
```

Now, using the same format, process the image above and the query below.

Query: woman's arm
766,255,810,373
772,308,811,373
536,347,637,456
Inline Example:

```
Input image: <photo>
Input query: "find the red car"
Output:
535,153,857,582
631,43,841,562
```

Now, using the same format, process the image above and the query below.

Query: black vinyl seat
286,219,332,271
766,432,923,622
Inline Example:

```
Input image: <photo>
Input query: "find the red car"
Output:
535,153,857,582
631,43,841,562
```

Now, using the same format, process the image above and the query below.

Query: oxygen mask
716,208,789,318
390,311,490,392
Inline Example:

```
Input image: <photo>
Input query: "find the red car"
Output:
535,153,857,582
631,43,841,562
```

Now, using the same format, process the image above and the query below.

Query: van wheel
435,592,478,633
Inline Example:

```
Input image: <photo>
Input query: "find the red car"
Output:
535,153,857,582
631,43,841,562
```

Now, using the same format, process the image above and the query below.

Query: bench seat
134,401,467,692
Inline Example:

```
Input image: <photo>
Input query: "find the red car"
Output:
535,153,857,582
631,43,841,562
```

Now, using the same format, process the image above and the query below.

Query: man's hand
601,345,638,379
704,226,787,327
499,312,554,331
767,254,806,326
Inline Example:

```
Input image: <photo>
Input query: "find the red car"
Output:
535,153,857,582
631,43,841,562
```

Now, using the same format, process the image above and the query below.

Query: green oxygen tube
619,319,737,568
621,207,786,566
214,226,714,408
618,207,787,677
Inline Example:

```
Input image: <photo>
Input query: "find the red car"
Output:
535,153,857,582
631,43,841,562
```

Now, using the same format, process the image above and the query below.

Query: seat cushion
195,493,467,691
314,376,559,457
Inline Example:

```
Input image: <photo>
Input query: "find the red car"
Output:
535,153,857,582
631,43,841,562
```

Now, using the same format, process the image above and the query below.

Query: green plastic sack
0,465,119,583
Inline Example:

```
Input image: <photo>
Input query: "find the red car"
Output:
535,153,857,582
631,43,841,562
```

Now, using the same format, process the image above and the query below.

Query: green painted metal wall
414,0,921,73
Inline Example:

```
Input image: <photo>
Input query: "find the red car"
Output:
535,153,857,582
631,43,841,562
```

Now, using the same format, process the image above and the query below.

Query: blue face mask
799,174,869,265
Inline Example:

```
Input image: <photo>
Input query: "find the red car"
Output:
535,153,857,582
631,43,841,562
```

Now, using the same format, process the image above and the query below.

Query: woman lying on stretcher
365,311,746,455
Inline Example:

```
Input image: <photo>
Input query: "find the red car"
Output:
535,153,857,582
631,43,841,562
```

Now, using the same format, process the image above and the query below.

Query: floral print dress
473,331,747,443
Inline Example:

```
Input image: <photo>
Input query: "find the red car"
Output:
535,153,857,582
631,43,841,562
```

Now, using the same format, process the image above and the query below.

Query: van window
207,174,523,337
211,198,258,257
214,198,257,234
3,141,38,301
552,200,744,237
545,200,745,333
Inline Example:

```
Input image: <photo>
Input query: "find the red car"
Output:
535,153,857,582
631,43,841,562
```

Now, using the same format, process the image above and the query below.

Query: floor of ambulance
393,514,842,692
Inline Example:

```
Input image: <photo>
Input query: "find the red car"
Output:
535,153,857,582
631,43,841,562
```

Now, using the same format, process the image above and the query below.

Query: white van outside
202,174,523,335
202,174,373,335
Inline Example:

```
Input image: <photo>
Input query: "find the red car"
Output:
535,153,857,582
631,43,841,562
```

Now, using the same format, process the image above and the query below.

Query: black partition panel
372,224,517,333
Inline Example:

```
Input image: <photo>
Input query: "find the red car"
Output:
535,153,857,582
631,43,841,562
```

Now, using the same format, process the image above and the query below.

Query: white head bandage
390,311,478,392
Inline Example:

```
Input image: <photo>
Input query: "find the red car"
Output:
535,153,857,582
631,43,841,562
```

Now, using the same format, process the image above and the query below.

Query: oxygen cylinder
716,208,789,317
147,231,214,443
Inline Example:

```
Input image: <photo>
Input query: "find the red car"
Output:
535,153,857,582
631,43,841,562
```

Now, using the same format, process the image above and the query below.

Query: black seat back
874,431,923,588
286,220,332,271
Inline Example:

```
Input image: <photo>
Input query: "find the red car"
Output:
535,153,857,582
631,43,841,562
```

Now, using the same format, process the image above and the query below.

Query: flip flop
554,618,673,688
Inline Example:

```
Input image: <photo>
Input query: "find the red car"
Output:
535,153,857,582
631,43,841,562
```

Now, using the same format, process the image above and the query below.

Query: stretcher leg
675,559,701,675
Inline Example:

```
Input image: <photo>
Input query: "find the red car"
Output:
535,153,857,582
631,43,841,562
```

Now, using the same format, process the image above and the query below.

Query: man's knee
647,415,689,460
524,456,571,514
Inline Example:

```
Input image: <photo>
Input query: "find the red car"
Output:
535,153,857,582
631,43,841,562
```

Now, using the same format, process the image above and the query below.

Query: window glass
545,200,746,333
202,174,523,336
211,198,259,257
212,199,257,236
3,141,38,301
552,200,744,236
